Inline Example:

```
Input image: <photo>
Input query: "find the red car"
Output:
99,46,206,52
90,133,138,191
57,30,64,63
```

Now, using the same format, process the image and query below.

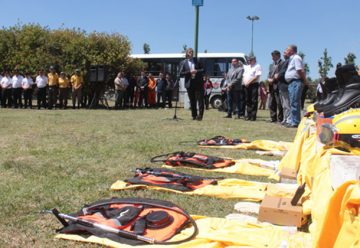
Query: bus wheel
211,96,223,109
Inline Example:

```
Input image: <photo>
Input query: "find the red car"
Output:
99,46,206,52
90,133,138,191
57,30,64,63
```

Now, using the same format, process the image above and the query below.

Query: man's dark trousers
269,84,283,122
245,83,259,120
187,88,204,119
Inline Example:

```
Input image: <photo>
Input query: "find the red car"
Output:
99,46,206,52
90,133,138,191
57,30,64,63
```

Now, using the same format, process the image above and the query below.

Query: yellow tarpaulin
56,215,312,248
111,178,267,201
162,158,277,177
199,140,292,152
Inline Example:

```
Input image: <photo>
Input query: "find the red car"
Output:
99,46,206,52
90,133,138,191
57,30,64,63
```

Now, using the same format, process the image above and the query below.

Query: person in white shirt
242,56,262,121
1,71,12,108
35,70,48,109
114,71,129,109
22,72,34,109
11,70,24,108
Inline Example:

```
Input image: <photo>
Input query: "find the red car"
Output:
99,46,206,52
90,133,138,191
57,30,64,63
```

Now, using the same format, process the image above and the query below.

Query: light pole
192,0,204,60
246,16,260,56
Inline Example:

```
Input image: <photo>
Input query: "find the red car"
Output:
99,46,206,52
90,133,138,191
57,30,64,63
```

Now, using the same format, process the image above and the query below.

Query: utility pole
192,0,204,60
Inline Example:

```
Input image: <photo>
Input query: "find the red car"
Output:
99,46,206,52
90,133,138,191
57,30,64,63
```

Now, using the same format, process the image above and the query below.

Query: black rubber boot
314,77,339,112
322,64,360,117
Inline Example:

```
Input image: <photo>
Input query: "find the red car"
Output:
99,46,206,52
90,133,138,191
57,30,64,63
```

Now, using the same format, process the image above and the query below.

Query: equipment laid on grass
197,135,249,146
151,151,235,169
45,198,198,245
125,168,221,192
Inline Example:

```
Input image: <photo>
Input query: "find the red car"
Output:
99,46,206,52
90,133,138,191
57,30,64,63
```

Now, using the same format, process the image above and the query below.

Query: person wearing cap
267,50,284,123
47,66,59,109
243,56,262,121
1,71,12,108
11,69,24,108
284,45,307,128
22,72,34,109
35,70,48,109
71,69,83,109
58,72,70,109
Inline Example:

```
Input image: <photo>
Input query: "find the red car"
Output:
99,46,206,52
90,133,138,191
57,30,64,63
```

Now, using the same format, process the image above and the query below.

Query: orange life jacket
57,198,197,245
125,168,220,191
197,136,249,146
151,151,235,169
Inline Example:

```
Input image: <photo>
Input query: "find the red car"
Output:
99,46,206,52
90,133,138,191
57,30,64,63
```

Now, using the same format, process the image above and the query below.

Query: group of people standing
266,45,307,128
113,71,175,109
180,45,306,127
179,47,263,121
0,67,83,109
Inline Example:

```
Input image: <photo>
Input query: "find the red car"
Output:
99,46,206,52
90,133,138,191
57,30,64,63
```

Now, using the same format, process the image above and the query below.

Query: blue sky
1,0,359,79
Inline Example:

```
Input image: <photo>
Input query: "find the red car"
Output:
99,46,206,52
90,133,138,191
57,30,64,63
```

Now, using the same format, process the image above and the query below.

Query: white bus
130,53,247,109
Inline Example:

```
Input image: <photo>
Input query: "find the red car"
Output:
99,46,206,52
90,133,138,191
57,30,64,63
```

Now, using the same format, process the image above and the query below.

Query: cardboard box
279,167,297,181
258,195,303,227
266,183,298,198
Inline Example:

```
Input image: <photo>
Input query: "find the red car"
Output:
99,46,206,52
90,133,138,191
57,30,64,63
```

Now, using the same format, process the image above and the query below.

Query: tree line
0,23,144,78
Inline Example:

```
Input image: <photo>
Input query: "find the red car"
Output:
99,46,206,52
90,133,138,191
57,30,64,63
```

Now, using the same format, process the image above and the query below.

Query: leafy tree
298,51,310,75
318,48,333,79
0,24,137,79
344,52,356,65
143,43,150,54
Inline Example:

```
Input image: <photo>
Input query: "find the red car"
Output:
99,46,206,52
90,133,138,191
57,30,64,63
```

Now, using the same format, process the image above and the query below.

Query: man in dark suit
275,50,291,125
179,48,205,120
267,50,284,123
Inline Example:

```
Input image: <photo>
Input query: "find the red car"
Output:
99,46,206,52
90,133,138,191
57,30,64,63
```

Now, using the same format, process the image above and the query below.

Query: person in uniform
22,72,34,109
58,72,70,109
71,69,83,109
35,70,48,109
47,66,59,109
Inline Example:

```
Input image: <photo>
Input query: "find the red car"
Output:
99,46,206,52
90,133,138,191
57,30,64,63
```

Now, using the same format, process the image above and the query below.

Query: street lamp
246,15,260,56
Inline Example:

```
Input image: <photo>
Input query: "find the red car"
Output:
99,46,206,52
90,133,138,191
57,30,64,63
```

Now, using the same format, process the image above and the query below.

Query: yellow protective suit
309,147,360,241
111,178,267,201
56,215,312,248
162,158,277,177
199,139,292,152
269,116,316,181
314,180,360,248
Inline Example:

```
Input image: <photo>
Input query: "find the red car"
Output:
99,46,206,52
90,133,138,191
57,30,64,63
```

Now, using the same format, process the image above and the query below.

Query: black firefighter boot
322,64,360,117
314,77,339,112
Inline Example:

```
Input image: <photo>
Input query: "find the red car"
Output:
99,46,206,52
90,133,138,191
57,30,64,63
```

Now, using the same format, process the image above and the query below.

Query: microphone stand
163,78,182,121
164,61,186,121
172,79,182,121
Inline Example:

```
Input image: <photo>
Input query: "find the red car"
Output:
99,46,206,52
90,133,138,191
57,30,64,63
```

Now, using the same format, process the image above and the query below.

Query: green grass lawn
0,107,296,247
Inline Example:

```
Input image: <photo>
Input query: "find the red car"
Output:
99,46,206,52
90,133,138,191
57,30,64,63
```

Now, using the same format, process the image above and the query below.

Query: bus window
146,62,162,76
203,59,214,77
213,59,228,77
